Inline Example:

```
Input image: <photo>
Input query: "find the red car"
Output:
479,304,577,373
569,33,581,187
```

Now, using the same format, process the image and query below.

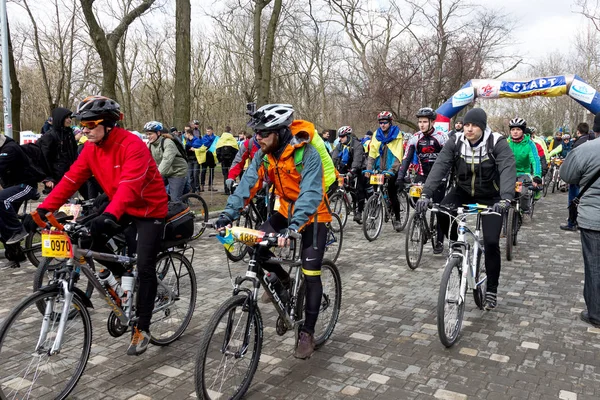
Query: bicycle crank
275,316,288,336
107,311,128,337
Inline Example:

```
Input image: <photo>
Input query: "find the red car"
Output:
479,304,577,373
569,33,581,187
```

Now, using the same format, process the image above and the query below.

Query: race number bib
41,231,73,258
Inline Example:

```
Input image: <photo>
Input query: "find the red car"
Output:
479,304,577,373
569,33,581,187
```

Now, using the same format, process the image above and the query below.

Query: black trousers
415,175,446,243
437,187,503,293
257,212,326,334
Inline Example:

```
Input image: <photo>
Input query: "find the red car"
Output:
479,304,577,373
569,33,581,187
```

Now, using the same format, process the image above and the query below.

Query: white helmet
337,126,352,137
247,104,294,131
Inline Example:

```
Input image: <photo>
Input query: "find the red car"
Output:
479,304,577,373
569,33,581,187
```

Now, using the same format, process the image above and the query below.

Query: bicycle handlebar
362,169,395,176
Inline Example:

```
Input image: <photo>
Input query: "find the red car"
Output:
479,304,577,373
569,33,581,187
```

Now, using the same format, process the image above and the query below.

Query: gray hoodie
560,138,600,231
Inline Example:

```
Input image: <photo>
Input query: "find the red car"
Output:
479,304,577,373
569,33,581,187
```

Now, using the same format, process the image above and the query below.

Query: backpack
159,136,188,162
20,142,51,182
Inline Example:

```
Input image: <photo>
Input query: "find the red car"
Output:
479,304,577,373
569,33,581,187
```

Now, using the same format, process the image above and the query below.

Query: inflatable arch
433,75,600,134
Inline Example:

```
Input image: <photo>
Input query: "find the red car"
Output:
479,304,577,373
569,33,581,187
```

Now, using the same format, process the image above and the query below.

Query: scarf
375,125,400,157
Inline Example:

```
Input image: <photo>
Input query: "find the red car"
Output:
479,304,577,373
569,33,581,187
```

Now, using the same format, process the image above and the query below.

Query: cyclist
331,126,367,223
226,132,260,190
448,117,464,138
529,126,550,164
417,108,516,310
215,104,331,360
548,129,563,153
397,107,446,253
361,130,373,152
365,111,405,231
507,118,542,212
23,96,168,356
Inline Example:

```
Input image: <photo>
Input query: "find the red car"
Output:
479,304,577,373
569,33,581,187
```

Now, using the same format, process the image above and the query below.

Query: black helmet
74,96,122,122
416,107,437,120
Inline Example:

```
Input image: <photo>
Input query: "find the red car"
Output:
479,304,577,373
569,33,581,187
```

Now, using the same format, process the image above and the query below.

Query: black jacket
331,135,366,173
423,127,516,200
0,136,39,187
216,145,238,167
37,107,77,183
573,133,593,149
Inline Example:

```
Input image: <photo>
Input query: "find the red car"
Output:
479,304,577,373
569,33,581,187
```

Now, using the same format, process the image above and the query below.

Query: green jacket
149,135,188,178
507,135,541,178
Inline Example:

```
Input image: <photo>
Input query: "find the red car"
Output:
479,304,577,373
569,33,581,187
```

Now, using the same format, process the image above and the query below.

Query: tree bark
253,0,283,106
7,21,21,138
174,0,191,130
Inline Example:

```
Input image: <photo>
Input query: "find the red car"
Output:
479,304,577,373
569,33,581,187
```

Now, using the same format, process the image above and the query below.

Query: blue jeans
567,184,580,225
167,176,186,202
581,228,600,322
187,161,200,192
0,184,38,241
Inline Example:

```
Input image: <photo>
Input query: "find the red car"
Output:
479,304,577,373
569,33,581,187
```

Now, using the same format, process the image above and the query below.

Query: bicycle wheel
543,177,549,197
151,252,197,345
362,195,383,241
194,295,263,400
328,192,348,230
33,257,96,316
324,213,343,263
472,249,486,310
396,190,410,232
505,208,514,261
24,231,64,269
437,256,465,348
225,213,253,262
295,260,342,347
405,213,425,270
0,289,92,400
181,193,209,239
513,211,521,246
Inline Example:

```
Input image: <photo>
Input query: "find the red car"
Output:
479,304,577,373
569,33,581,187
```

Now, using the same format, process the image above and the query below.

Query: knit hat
593,112,600,133
463,108,487,132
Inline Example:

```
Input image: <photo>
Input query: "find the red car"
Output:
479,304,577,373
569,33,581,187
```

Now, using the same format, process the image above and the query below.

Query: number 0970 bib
41,231,73,258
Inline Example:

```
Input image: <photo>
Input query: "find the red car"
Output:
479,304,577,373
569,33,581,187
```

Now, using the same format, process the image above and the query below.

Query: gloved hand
225,179,235,191
214,213,233,230
346,170,354,181
93,193,110,214
492,199,510,214
278,228,299,248
90,213,118,236
415,195,432,214
532,176,542,186
395,176,405,190
23,208,49,232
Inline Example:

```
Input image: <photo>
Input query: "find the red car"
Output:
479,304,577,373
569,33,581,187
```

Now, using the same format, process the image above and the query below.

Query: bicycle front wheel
437,256,465,348
181,193,209,240
324,213,343,263
396,190,410,232
194,295,263,400
328,192,348,230
362,195,383,241
472,250,486,310
0,289,92,400
405,213,425,270
505,208,514,261
225,213,253,262
151,252,197,345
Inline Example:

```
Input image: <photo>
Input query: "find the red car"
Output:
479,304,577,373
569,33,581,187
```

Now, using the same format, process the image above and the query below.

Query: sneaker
433,242,444,254
4,260,20,269
560,223,577,232
127,327,151,356
294,331,315,359
391,219,403,232
6,229,28,245
484,292,497,311
353,213,362,224
580,311,600,328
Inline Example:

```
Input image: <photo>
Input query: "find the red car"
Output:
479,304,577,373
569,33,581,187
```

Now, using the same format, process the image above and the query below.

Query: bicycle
328,174,359,228
180,192,209,239
194,225,342,400
504,181,539,261
436,203,497,348
405,183,437,270
361,170,410,241
0,212,197,400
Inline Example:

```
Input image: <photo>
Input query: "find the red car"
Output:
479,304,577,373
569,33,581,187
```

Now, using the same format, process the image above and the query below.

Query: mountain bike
328,174,361,228
405,182,437,269
0,212,197,400
194,225,342,400
361,170,409,241
436,204,497,348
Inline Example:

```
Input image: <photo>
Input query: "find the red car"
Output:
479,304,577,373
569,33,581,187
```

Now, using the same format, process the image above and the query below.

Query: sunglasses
379,121,390,125
80,119,104,129
256,130,277,138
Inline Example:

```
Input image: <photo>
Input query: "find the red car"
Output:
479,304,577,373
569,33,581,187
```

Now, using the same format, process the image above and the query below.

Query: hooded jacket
331,134,366,173
507,135,541,178
215,132,239,167
0,136,40,187
228,137,260,180
37,107,77,183
40,127,168,220
423,127,516,200
223,120,331,231
148,134,188,178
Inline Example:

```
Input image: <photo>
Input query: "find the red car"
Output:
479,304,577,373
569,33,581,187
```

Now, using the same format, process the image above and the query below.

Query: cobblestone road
1,191,599,400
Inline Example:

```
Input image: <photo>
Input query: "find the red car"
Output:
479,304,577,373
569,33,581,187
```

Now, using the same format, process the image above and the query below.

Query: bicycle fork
36,280,74,355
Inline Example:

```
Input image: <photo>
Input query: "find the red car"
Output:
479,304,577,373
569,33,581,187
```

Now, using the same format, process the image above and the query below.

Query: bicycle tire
325,213,343,263
472,249,485,310
328,192,348,230
437,256,465,348
405,213,425,270
362,195,383,241
396,190,410,232
180,193,209,239
33,257,96,315
295,259,342,347
194,295,263,400
543,177,549,197
505,208,514,261
0,289,92,400
24,231,64,268
225,212,253,262
151,251,197,345
513,211,521,246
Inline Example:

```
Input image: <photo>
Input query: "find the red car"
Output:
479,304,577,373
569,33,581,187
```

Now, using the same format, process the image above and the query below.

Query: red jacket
228,137,260,180
41,127,168,220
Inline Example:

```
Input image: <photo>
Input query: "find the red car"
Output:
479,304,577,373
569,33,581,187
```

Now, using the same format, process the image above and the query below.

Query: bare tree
174,0,191,130
253,0,283,105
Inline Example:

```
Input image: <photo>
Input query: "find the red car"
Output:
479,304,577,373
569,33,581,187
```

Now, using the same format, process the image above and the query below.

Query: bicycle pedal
275,316,288,336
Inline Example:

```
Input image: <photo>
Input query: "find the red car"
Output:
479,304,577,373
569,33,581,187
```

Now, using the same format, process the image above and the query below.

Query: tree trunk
174,0,191,130
253,0,283,106
7,21,21,139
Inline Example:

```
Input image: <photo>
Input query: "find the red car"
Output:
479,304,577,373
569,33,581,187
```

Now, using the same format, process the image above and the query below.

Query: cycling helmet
509,117,527,130
377,111,393,121
144,121,164,133
74,95,122,122
247,104,294,131
563,134,571,140
529,126,537,134
416,107,437,120
337,126,352,137
170,126,177,133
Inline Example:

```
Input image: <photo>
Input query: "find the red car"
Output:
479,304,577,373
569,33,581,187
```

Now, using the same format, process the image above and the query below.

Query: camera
246,102,256,116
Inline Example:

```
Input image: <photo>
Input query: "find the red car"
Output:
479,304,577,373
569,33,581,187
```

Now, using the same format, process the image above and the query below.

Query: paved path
1,191,598,400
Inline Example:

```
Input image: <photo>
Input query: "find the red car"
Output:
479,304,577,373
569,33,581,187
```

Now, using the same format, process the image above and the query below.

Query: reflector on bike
515,181,523,193
409,185,423,198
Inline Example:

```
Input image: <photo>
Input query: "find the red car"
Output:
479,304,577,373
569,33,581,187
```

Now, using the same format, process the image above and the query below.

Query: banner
19,131,41,145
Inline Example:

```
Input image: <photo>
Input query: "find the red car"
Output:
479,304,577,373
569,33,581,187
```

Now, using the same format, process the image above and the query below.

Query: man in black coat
37,107,77,193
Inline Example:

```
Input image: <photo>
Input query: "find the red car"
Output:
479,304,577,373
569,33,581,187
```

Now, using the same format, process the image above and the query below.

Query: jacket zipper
470,146,475,197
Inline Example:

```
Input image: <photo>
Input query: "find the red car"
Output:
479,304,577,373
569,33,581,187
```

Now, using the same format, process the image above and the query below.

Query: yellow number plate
409,185,423,198
41,232,72,258
231,227,265,245
338,176,345,186
515,181,522,193
370,174,385,185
